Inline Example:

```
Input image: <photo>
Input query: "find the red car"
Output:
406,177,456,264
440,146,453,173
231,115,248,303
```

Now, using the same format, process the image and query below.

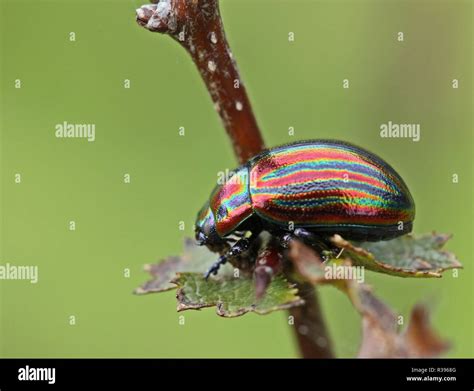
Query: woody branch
136,0,333,358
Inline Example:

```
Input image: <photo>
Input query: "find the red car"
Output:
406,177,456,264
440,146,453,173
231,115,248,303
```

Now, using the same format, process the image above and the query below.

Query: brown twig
289,283,334,358
136,0,333,358
136,0,264,163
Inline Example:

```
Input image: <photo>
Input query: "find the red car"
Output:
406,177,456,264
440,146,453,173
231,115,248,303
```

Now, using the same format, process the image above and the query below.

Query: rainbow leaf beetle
195,140,415,278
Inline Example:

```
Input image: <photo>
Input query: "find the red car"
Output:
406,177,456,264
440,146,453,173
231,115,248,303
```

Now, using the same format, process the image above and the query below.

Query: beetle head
195,202,227,252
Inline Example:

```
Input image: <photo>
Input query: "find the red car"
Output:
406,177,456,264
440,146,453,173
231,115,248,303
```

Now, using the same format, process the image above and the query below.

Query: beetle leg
204,237,252,279
292,228,321,243
204,255,227,279
278,228,321,247
278,228,336,259
227,237,251,257
278,233,293,249
294,229,342,260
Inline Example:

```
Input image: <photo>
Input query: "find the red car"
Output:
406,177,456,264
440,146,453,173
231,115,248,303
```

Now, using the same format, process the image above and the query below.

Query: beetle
195,140,415,278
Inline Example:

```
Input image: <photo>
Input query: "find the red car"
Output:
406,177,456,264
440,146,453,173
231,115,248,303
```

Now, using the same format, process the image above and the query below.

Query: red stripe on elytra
251,188,382,206
210,182,245,208
256,169,386,191
257,207,410,225
254,148,375,177
215,207,253,236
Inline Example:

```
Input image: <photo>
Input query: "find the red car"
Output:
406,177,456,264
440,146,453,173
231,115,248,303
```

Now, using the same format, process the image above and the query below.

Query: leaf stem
136,0,334,358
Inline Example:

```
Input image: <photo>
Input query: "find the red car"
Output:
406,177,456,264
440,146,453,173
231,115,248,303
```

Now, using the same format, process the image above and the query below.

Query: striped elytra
197,140,415,242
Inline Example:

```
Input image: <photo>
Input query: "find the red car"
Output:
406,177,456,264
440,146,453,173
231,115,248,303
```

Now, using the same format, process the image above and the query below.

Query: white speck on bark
316,336,327,347
298,324,309,335
136,4,156,21
210,31,218,44
149,17,162,30
156,0,171,18
208,60,217,72
235,101,243,111
136,7,147,20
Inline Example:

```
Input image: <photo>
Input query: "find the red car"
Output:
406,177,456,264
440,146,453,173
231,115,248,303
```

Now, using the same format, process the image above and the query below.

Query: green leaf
174,272,303,317
330,233,462,278
134,238,233,294
287,239,450,357
135,237,304,316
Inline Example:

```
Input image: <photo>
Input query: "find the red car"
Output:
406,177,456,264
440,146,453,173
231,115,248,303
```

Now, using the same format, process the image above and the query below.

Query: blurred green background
0,0,472,357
